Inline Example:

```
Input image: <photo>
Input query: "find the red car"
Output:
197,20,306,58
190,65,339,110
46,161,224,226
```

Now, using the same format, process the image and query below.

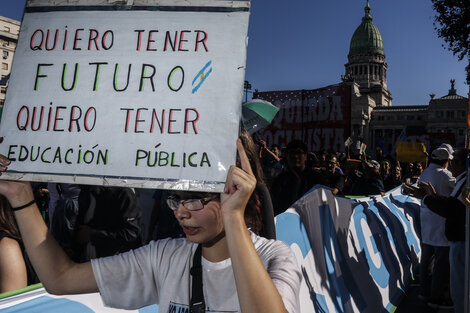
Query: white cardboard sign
0,0,250,192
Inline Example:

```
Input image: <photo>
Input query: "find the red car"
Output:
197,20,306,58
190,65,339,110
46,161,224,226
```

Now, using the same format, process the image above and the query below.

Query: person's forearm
223,213,287,313
9,186,97,294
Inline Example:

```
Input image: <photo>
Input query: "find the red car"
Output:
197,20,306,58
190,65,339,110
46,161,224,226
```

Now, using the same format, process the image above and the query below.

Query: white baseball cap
431,147,453,160
438,143,454,155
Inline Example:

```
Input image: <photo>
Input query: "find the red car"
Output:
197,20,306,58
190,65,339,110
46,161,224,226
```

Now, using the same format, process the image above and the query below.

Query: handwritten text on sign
0,7,249,190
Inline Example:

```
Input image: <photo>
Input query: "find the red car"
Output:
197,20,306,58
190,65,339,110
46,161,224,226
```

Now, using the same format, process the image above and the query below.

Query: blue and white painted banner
0,286,159,312
276,185,421,313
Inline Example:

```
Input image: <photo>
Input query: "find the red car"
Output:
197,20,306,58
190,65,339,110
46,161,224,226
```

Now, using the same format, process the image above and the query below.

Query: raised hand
0,155,34,207
220,139,256,218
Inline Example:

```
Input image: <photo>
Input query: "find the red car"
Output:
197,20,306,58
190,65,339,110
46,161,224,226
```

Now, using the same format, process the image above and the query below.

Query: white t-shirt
91,231,301,313
419,163,455,246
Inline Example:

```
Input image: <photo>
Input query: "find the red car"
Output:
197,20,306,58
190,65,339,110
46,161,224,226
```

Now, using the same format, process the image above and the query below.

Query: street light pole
244,80,252,102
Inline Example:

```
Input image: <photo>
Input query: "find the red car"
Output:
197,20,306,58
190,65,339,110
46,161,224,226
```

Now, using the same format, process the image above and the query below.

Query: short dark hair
286,140,307,153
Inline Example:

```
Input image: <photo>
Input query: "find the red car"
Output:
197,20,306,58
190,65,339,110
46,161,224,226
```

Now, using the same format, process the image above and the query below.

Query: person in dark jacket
270,140,322,215
73,186,142,262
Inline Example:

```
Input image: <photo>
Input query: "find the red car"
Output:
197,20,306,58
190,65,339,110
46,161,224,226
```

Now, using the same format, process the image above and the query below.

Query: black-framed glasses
166,195,218,211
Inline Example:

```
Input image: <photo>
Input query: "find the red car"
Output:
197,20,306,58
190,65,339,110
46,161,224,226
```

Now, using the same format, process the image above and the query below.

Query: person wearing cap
403,148,468,312
270,140,323,215
348,159,385,196
415,146,456,307
319,154,345,196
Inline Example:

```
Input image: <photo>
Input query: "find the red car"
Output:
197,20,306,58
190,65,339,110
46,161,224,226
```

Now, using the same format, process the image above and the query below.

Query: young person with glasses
0,139,301,313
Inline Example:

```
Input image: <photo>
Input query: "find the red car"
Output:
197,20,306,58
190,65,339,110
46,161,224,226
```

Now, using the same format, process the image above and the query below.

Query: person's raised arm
221,139,289,313
0,155,97,295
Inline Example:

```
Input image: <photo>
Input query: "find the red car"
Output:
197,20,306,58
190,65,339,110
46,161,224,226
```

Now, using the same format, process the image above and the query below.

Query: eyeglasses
166,195,217,211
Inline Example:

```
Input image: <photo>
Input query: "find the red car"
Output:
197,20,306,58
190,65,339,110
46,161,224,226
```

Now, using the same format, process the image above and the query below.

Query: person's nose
173,203,191,220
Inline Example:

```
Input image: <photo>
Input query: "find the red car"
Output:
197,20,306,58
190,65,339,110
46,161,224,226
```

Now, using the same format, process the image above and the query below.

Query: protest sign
0,0,250,192
254,84,351,152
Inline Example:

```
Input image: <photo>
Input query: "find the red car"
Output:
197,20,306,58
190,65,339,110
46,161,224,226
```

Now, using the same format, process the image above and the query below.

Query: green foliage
432,0,470,83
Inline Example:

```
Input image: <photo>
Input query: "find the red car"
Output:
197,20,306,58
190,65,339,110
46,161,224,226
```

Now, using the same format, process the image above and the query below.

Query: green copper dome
349,1,384,55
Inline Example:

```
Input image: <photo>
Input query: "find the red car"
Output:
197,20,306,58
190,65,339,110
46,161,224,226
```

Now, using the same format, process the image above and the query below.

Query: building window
417,116,422,120
406,115,414,120
2,51,7,60
446,111,454,118
1,63,8,70
436,111,443,118
459,129,464,136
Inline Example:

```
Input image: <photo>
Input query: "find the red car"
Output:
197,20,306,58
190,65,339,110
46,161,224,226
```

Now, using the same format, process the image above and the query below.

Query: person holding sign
0,139,301,313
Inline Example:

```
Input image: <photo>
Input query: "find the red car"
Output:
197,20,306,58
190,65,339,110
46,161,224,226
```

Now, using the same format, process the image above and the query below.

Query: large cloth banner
254,84,351,152
276,185,421,313
0,286,158,312
0,0,250,192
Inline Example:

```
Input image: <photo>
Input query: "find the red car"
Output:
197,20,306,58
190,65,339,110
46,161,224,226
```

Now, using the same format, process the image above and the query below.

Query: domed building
254,1,468,155
344,1,393,142
344,1,468,153
345,0,391,107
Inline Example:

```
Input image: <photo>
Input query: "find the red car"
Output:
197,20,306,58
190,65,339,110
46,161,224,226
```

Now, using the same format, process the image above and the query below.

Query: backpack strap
190,244,205,313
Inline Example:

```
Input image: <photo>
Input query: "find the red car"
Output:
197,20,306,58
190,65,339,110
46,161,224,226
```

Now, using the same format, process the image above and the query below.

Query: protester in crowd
47,183,81,234
316,149,328,169
148,129,276,241
403,148,468,312
270,140,323,215
71,185,143,262
402,162,415,184
0,140,301,312
0,195,38,292
49,183,81,258
384,163,402,191
341,159,362,195
412,162,424,181
348,159,385,196
238,129,276,240
320,154,345,196
375,146,385,164
258,140,283,188
380,159,391,181
414,146,455,308
147,188,184,242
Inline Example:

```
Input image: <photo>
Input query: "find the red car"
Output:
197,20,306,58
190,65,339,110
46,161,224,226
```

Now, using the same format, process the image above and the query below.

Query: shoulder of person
251,232,295,259
148,237,196,257
0,236,22,256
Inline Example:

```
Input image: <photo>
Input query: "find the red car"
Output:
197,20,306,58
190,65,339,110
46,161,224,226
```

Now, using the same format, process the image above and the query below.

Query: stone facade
0,16,20,107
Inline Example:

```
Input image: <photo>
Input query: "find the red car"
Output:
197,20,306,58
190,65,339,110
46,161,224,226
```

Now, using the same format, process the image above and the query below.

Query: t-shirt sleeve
91,241,162,309
259,240,302,313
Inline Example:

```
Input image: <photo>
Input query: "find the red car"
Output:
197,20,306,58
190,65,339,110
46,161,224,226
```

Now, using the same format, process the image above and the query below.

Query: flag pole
465,63,470,313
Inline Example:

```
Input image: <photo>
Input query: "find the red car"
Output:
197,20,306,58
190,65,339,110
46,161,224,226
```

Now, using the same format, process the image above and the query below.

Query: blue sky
2,0,468,106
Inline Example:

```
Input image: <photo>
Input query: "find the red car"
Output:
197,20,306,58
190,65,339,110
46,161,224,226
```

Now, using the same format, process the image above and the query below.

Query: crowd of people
259,139,424,215
1,131,470,313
